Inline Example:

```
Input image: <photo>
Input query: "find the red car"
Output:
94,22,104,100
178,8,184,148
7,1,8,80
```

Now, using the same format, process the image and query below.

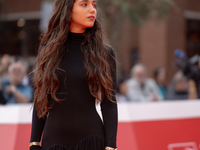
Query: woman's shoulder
105,45,116,66
105,44,114,51
105,45,115,57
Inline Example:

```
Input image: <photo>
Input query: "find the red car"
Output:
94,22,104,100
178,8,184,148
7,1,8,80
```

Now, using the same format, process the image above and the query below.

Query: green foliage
99,0,175,25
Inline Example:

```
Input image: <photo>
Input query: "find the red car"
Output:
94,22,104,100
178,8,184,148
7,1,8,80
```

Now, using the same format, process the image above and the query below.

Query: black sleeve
30,104,46,149
100,47,118,148
30,44,47,150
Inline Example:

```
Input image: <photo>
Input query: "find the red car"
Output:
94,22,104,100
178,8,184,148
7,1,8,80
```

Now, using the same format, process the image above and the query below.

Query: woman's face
157,68,166,83
70,0,97,33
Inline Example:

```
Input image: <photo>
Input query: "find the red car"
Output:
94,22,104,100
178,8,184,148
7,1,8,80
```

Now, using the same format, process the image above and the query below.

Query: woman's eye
93,4,97,8
82,3,87,7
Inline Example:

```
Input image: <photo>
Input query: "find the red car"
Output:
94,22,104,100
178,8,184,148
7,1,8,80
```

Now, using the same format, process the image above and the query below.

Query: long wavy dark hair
32,0,115,118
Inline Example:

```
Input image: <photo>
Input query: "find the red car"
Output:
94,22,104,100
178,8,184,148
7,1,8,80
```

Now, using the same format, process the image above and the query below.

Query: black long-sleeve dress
30,32,118,150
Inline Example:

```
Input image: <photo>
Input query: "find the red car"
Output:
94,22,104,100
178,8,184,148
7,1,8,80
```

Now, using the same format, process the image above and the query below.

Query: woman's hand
30,145,41,150
105,146,117,150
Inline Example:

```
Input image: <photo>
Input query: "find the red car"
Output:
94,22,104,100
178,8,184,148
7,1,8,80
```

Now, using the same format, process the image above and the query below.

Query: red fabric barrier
1,101,200,150
117,118,200,150
0,124,31,150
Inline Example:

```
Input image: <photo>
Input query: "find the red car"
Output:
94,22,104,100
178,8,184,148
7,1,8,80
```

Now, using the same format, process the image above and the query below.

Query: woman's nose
89,4,96,13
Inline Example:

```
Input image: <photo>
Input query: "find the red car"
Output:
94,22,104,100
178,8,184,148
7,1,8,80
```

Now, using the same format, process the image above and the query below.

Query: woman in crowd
154,67,167,99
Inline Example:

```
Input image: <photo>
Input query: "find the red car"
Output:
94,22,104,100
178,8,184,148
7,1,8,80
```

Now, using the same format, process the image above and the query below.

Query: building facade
0,0,200,83
118,0,200,82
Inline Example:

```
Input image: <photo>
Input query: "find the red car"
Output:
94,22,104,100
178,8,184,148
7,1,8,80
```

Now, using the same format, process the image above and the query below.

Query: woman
29,0,118,150
154,67,167,99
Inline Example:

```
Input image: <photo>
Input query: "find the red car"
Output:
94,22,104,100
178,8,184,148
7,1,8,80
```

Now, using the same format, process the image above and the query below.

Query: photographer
167,71,198,100
174,49,200,98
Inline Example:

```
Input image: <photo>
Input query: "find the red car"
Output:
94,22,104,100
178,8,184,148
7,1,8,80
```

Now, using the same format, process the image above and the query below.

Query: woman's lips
88,16,95,20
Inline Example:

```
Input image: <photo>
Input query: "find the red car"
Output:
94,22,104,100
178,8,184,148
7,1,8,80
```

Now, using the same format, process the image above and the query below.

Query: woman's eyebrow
79,0,96,3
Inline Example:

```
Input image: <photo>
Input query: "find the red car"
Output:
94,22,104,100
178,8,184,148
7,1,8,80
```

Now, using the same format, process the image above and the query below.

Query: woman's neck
69,24,86,33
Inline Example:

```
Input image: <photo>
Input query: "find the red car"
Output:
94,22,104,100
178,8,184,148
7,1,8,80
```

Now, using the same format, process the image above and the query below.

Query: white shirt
126,78,164,102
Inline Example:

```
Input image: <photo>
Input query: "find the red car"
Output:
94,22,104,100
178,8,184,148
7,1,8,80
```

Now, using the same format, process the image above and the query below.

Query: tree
97,0,175,77
98,0,174,44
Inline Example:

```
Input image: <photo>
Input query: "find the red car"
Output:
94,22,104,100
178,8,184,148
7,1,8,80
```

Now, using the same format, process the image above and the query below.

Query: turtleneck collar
68,32,85,43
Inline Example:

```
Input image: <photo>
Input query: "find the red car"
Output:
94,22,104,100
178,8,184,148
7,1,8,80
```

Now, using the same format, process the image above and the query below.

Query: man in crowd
0,54,14,80
0,57,32,104
125,63,163,102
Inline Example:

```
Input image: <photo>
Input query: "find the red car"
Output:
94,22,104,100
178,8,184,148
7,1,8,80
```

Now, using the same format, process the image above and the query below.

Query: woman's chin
85,23,95,28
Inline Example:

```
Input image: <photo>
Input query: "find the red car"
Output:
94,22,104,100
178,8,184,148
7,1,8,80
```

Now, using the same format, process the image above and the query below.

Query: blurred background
1,0,200,103
0,0,200,149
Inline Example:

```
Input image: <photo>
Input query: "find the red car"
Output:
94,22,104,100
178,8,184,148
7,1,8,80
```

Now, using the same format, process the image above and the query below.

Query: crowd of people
0,54,199,105
116,63,199,103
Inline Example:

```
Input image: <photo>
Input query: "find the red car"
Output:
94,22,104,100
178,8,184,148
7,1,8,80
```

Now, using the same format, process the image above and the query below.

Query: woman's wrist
105,146,117,150
29,142,40,148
